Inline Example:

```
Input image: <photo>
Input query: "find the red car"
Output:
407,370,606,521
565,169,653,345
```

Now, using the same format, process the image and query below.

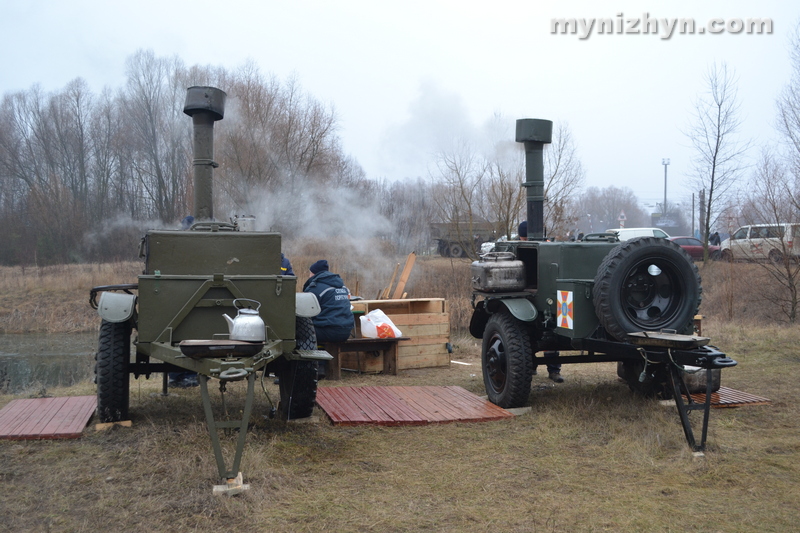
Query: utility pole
662,158,670,215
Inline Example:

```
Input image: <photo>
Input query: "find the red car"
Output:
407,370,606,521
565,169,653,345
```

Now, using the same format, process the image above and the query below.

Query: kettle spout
223,313,235,334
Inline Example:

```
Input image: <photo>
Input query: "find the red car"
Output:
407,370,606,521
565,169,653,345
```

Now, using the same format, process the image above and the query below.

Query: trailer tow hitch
668,348,737,454
198,371,256,495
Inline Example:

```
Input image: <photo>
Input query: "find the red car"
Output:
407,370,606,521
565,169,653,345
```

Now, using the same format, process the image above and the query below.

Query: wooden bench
319,337,410,380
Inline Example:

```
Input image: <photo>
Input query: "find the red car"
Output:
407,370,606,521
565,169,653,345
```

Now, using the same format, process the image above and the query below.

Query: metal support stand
199,372,256,494
669,364,713,453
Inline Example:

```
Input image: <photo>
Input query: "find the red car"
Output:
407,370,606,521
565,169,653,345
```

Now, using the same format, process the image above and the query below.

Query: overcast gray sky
2,0,798,210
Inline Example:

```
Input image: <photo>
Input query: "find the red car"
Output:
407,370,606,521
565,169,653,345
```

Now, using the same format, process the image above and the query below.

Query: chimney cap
184,86,227,121
515,119,553,144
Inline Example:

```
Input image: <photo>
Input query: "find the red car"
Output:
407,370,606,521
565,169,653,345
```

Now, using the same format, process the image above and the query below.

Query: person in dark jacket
303,260,353,343
281,253,294,276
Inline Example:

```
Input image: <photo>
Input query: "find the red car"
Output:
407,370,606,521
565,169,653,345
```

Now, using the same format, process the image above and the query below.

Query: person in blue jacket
303,260,354,343
281,253,294,276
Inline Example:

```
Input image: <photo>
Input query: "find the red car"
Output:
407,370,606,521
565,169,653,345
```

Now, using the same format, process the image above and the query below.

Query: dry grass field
1,254,799,531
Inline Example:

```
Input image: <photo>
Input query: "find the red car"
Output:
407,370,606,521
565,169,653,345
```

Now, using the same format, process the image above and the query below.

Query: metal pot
223,299,265,342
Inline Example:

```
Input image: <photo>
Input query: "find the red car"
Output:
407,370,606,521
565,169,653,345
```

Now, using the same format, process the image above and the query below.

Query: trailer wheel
481,311,533,408
593,237,701,342
277,360,318,420
275,317,319,420
96,319,132,422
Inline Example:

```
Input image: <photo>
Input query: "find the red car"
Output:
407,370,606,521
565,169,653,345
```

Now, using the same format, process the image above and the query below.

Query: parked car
720,223,800,263
668,236,720,261
605,227,671,241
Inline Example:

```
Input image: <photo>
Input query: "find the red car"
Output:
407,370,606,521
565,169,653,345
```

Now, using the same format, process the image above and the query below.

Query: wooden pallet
316,386,513,426
350,299,451,370
688,386,772,407
0,396,96,440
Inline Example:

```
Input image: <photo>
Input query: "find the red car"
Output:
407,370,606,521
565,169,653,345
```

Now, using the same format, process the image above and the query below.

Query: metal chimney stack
183,86,226,221
515,119,553,240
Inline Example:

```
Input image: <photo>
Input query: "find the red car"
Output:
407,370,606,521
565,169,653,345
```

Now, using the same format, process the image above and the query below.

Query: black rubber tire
275,317,319,420
96,320,132,422
721,249,734,262
295,316,318,351
617,360,672,399
481,311,533,408
449,243,464,258
769,249,783,264
276,360,318,420
593,237,701,342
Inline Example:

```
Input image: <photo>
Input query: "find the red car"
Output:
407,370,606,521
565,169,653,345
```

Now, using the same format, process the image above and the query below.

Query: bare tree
430,139,490,259
542,121,585,238
486,156,525,239
480,117,585,241
575,186,649,235
123,50,192,222
738,150,800,322
776,22,800,181
686,62,750,260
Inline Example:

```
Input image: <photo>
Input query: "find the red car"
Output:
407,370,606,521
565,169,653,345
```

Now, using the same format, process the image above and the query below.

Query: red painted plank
316,388,372,425
409,387,462,422
0,398,41,435
348,387,411,426
444,386,513,420
0,396,96,440
321,387,376,424
14,397,69,437
688,386,771,408
40,396,97,438
423,387,509,423
364,388,427,425
316,386,513,426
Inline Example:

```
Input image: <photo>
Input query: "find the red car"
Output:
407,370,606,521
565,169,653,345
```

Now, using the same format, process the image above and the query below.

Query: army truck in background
431,220,497,258
469,119,736,452
89,86,331,493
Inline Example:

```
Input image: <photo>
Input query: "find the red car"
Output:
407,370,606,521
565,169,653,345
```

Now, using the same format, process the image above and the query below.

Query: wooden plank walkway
0,396,96,440
316,386,514,426
689,386,771,408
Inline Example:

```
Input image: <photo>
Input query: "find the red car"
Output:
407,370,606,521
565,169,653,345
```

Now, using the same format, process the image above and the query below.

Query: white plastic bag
359,309,402,339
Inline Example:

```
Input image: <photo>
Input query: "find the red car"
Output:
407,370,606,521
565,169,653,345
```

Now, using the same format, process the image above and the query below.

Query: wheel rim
450,244,463,257
484,334,507,394
618,257,686,330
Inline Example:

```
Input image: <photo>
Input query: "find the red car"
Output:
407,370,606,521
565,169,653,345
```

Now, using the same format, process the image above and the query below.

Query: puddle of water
0,333,98,394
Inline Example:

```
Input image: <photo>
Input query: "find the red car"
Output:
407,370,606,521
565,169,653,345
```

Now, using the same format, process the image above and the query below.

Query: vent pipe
515,119,553,240
183,86,226,221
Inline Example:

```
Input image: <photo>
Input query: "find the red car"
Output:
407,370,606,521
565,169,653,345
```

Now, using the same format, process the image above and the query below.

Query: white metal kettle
223,299,265,342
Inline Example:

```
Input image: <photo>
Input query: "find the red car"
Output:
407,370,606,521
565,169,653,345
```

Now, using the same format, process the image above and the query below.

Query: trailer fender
470,298,537,338
295,292,321,317
97,292,136,323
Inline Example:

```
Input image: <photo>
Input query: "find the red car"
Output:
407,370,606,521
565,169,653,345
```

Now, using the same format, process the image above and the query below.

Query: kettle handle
233,298,261,311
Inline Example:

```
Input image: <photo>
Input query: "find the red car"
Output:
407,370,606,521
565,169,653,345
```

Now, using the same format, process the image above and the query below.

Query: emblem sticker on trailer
557,290,574,330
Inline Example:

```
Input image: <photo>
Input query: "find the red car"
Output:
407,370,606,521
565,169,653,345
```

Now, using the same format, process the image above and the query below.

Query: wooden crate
344,298,450,371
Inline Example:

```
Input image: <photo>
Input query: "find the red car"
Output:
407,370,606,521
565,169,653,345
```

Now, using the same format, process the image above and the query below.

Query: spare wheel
593,237,701,342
